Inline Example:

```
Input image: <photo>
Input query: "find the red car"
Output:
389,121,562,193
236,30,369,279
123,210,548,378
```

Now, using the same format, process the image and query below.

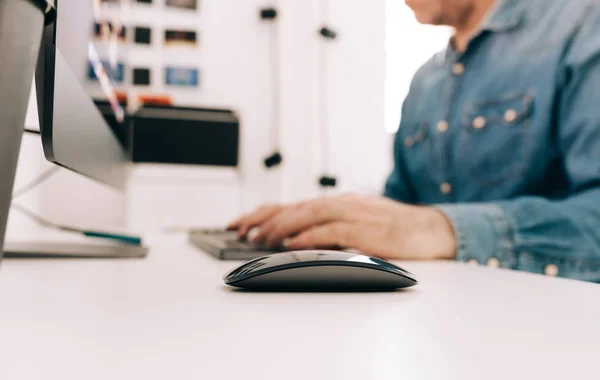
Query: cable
10,164,141,246
15,129,55,199
318,22,329,177
317,0,338,188
11,203,71,232
269,6,281,157
11,203,142,246
11,166,60,200
261,5,283,169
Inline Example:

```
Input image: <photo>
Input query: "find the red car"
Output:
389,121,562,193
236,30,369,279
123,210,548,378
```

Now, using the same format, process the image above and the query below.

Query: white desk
0,235,598,380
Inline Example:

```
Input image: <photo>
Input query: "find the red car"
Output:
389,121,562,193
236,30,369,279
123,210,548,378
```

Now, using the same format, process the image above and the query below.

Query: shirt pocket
460,92,534,186
401,121,439,190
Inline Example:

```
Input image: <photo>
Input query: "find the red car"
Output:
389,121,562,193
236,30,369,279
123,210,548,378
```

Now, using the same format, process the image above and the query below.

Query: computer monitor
0,0,146,261
36,0,127,188
0,0,54,263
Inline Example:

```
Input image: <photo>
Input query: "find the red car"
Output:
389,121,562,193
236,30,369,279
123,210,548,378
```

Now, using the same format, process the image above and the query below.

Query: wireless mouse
223,251,419,291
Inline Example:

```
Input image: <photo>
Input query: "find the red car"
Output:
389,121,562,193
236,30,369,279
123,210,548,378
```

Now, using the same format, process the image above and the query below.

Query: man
229,0,600,282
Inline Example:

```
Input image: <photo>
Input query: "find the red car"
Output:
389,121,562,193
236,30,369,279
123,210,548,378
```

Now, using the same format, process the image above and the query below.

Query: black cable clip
264,152,283,168
319,26,338,40
319,176,337,187
260,8,278,20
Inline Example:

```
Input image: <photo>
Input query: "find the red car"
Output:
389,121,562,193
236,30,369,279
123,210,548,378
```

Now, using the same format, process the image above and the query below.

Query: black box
130,106,240,167
134,26,152,44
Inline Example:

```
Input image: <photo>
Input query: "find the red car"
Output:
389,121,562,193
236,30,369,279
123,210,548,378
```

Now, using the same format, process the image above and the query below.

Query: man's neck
452,0,498,53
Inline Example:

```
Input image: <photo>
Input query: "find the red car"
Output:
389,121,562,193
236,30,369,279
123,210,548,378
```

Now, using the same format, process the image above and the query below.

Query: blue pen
82,231,143,246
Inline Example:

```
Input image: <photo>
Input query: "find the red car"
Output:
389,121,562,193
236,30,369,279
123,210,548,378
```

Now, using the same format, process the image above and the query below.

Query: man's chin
405,2,445,26
412,12,445,26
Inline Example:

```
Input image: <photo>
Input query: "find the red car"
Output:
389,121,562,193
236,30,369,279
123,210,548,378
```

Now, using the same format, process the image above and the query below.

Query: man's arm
436,5,600,282
383,74,424,204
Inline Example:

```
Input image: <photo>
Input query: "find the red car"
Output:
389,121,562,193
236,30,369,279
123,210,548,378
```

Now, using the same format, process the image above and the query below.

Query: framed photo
94,21,127,42
88,61,125,83
133,68,151,86
164,29,197,47
134,26,152,44
166,0,197,10
165,66,199,87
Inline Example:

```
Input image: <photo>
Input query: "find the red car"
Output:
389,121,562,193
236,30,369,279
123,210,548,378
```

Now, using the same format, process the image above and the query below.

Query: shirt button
472,116,487,130
440,182,452,195
504,109,518,123
452,63,465,76
436,120,449,133
467,258,479,266
404,136,414,147
544,264,559,277
487,257,501,268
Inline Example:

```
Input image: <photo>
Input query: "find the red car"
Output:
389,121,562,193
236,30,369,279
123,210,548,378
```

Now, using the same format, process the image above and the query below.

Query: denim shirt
384,0,600,282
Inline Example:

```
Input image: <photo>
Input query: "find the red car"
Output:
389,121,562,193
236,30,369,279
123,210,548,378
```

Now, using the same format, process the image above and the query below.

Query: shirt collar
480,0,526,33
437,0,525,65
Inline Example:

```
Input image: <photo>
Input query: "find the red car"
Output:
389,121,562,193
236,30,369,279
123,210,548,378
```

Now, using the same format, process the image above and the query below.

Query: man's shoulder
522,0,600,23
411,50,445,86
524,0,599,10
515,0,600,64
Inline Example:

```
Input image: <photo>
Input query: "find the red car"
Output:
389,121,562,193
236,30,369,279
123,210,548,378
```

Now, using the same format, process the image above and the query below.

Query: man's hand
227,194,457,260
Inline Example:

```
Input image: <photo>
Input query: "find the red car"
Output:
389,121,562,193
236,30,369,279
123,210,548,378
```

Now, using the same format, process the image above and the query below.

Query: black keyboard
189,229,286,260
204,229,281,250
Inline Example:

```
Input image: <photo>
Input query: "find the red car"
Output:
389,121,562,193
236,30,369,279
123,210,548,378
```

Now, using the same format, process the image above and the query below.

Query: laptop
188,229,289,260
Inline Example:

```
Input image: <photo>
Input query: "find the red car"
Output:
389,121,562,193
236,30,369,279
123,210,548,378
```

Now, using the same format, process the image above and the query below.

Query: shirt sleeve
435,4,600,283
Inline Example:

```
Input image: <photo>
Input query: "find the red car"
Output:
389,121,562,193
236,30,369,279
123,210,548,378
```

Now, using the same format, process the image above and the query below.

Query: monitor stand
3,241,148,259
0,0,49,262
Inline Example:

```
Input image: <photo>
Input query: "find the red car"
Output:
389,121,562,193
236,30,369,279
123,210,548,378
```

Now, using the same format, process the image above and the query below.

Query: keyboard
188,229,287,260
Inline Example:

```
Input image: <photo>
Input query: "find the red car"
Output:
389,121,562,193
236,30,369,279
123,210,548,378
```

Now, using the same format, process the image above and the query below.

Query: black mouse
223,251,419,291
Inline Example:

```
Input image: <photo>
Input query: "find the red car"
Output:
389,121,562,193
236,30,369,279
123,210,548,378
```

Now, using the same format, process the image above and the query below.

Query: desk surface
0,235,598,380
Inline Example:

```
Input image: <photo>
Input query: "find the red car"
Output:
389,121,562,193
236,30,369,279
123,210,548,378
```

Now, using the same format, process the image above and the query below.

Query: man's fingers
227,218,242,230
227,204,283,238
254,203,333,247
252,206,308,245
286,222,355,250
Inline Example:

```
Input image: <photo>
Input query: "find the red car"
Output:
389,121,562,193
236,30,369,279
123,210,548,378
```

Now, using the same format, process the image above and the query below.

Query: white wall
385,0,450,134
7,0,409,238
277,0,391,201
326,0,390,195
